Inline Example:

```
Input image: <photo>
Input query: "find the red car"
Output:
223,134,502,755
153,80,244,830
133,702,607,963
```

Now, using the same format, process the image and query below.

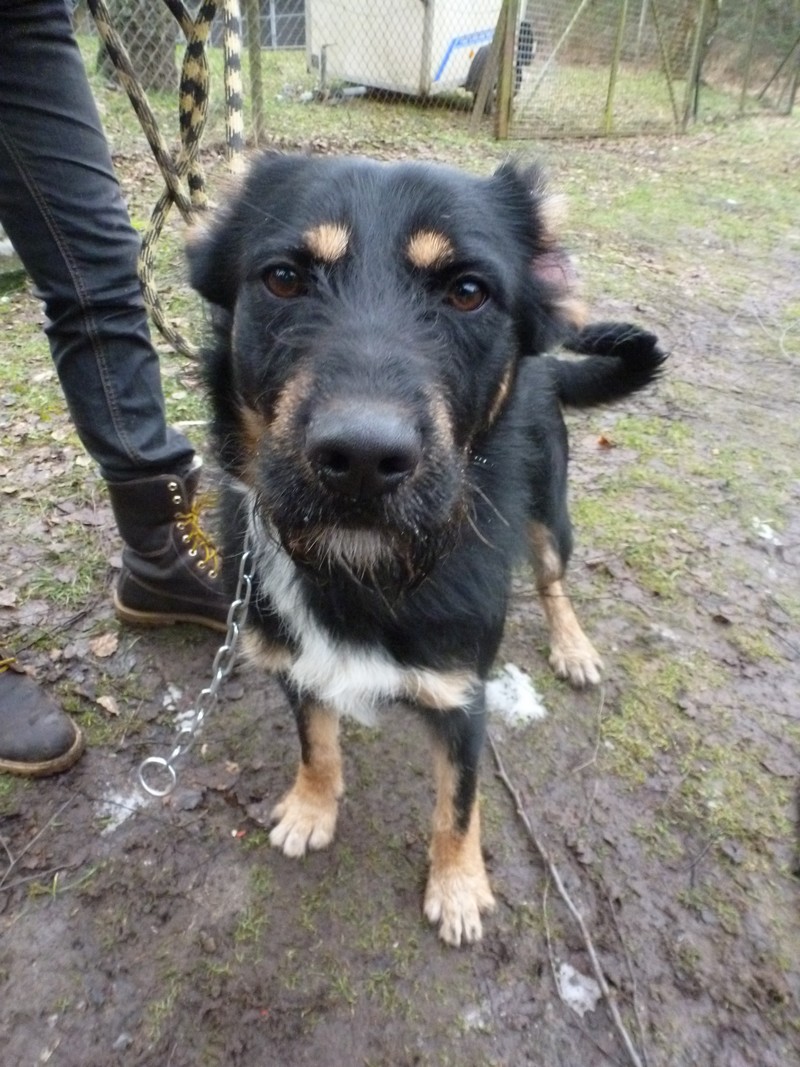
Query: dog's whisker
465,511,496,551
468,480,511,529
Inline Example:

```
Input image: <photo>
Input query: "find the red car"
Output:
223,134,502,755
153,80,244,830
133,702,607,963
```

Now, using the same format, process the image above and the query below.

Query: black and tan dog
188,153,666,945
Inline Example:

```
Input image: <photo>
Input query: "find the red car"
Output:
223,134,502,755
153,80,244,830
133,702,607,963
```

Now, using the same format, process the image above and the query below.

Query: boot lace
175,505,221,579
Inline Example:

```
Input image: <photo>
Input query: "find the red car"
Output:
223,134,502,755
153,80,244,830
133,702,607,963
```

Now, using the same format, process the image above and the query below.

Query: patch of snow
556,962,602,1017
752,517,782,546
162,683,183,710
461,1000,493,1033
486,663,547,724
96,785,149,834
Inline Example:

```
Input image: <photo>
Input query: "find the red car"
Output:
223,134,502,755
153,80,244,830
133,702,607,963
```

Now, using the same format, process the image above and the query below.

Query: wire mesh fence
74,0,798,154
509,0,799,137
702,0,799,118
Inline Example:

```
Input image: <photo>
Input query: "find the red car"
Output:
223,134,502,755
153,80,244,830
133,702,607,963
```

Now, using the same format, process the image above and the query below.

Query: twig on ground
603,885,651,1067
0,796,74,891
542,874,559,993
0,866,68,894
10,604,100,657
571,682,606,775
488,732,647,1067
545,846,627,1067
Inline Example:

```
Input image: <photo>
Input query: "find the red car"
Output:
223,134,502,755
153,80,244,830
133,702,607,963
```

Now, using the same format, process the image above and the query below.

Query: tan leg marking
241,629,293,674
424,749,495,947
540,579,603,687
270,704,344,858
529,521,602,687
409,668,478,711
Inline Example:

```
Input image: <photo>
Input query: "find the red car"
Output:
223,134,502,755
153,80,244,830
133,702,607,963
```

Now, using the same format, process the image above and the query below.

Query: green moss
678,884,743,935
0,774,28,814
726,627,783,665
674,743,793,851
233,902,270,947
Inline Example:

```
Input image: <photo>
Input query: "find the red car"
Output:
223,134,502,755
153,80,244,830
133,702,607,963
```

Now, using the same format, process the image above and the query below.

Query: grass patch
0,775,29,815
22,544,107,611
233,902,270,947
602,650,792,873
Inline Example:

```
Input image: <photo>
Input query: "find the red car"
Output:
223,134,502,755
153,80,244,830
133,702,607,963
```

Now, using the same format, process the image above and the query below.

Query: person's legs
0,1,229,775
0,0,192,479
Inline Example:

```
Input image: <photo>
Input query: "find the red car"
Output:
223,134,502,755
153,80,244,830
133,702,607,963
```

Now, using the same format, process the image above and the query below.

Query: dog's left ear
492,162,587,344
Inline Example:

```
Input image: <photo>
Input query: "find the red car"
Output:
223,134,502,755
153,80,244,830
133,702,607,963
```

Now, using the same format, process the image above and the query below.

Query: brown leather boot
0,656,85,777
107,465,230,633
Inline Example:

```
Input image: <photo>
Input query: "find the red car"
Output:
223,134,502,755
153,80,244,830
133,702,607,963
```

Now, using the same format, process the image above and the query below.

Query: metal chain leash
138,542,253,797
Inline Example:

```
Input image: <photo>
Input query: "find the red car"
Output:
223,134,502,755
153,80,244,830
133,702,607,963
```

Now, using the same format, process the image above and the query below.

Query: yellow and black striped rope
87,0,245,358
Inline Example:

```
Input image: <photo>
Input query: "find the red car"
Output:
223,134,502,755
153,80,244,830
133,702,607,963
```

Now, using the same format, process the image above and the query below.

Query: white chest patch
247,508,476,723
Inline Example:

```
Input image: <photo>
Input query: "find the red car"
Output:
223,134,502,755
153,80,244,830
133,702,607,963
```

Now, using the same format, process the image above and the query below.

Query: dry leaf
90,632,119,658
96,694,120,717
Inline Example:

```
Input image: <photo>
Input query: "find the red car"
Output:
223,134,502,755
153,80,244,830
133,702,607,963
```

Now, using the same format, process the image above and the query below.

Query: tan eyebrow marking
303,222,350,263
406,229,455,270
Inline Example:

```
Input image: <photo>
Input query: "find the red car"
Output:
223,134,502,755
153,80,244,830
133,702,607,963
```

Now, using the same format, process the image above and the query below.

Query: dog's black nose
306,406,421,499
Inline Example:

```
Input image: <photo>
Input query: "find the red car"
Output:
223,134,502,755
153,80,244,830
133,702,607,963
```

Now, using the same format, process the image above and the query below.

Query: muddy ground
1,106,798,1067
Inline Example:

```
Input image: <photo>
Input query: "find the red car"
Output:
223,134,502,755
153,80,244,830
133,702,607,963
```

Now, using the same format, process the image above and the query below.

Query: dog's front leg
423,696,495,946
270,695,344,858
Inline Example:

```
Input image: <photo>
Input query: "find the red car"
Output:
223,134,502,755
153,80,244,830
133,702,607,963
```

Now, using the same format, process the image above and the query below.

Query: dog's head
188,153,580,586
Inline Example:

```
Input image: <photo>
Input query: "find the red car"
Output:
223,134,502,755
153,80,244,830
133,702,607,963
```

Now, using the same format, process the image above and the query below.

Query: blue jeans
0,0,194,481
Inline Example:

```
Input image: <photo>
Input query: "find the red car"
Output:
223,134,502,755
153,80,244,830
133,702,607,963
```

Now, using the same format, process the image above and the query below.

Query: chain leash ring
138,544,253,798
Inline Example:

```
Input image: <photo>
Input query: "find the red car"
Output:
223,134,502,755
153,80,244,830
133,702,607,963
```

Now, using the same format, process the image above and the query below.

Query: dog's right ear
492,162,588,351
186,152,307,311
185,205,240,311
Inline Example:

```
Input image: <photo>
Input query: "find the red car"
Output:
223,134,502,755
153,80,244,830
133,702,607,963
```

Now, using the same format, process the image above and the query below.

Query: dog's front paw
549,634,603,688
424,868,496,947
269,786,339,858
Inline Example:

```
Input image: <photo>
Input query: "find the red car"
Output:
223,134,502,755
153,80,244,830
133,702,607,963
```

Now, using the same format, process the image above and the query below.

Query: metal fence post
244,0,265,145
496,0,520,139
682,0,710,129
738,0,762,116
604,0,630,135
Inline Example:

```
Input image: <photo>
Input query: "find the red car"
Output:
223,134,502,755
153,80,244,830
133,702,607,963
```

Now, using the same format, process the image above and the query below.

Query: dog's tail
553,321,667,408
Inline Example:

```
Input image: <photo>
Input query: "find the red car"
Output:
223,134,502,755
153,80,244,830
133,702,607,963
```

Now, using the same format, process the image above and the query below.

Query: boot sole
113,592,228,634
0,723,85,778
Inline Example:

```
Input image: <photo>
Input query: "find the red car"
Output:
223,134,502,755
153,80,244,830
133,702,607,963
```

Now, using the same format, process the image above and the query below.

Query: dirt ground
1,109,798,1067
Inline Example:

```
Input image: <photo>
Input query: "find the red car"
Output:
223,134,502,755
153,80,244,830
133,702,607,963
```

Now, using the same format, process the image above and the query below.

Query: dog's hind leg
269,698,344,858
422,698,495,946
529,521,603,687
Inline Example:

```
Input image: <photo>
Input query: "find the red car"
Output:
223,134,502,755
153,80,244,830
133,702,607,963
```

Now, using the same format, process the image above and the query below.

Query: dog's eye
264,265,306,299
446,276,488,312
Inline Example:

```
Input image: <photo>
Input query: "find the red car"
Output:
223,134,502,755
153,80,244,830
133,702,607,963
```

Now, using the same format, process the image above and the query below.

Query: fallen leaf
96,694,120,716
90,632,119,658
0,589,18,608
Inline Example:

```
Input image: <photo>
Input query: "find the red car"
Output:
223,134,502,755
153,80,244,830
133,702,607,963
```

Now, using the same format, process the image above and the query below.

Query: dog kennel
305,0,503,97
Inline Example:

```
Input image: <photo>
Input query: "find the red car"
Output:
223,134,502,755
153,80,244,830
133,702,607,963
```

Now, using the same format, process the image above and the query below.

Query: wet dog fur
188,152,666,945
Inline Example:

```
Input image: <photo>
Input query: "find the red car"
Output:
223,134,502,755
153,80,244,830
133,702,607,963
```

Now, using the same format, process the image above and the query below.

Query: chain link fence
509,0,798,137
703,0,799,118
74,0,797,152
